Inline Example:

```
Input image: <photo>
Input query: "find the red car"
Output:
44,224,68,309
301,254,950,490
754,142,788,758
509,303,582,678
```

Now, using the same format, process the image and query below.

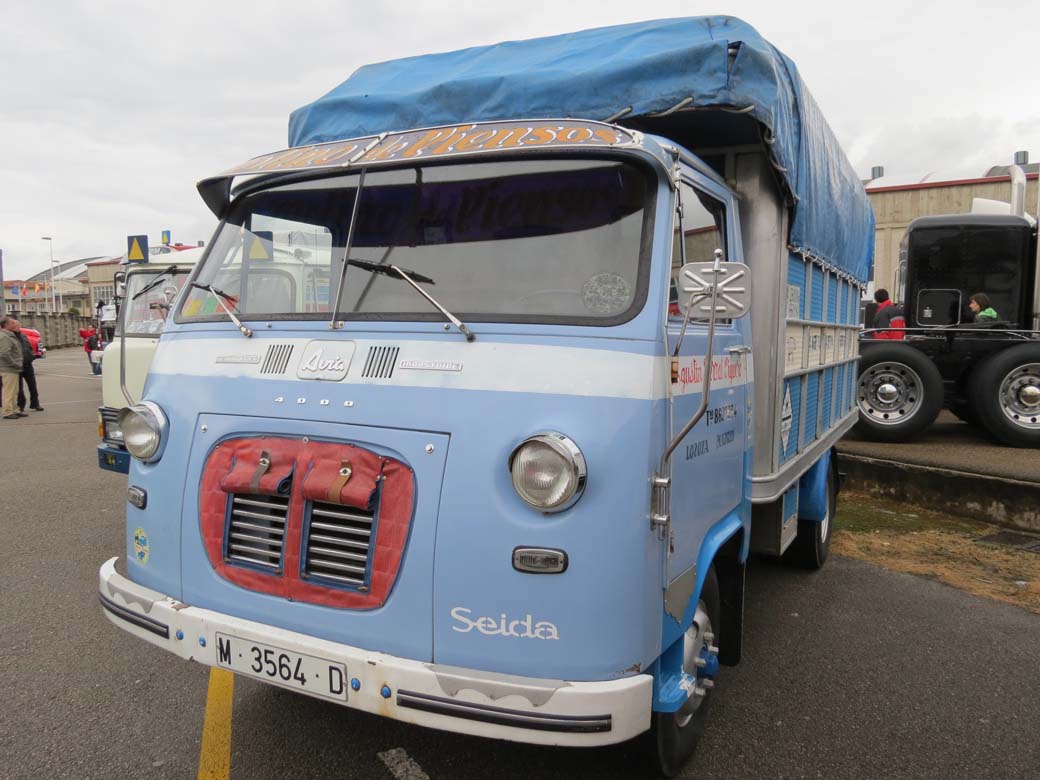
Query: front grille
260,343,294,374
226,494,289,570
303,501,376,586
361,346,399,378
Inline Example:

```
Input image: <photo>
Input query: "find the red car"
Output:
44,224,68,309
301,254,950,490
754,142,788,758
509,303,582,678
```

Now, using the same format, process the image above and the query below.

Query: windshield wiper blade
131,265,178,300
190,282,253,338
346,258,435,285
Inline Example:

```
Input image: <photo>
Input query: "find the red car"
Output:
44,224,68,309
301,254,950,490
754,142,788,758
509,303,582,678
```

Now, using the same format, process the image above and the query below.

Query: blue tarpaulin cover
289,16,874,282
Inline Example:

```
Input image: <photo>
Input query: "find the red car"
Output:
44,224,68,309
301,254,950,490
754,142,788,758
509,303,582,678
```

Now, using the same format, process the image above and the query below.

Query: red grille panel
199,436,415,609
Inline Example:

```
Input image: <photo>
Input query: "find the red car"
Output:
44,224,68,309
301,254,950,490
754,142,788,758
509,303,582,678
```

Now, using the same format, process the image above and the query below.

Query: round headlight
117,402,167,462
509,432,587,512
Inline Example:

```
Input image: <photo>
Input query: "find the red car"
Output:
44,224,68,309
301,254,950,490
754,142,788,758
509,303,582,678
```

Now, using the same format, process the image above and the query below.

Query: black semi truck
856,180,1040,447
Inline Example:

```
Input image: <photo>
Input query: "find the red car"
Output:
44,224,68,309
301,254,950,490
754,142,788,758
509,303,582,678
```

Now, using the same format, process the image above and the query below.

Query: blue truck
99,16,873,775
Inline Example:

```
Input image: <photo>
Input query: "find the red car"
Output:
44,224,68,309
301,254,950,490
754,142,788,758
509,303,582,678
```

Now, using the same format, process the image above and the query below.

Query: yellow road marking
198,669,234,780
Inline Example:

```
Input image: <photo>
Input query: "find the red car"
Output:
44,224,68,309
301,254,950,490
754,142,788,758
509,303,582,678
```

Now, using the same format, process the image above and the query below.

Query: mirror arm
653,250,724,539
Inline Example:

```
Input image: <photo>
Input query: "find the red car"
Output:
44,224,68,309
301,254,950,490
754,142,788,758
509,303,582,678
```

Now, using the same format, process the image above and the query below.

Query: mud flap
714,533,744,666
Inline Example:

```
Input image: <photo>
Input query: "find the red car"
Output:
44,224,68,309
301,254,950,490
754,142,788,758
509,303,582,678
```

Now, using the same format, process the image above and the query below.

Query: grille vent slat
227,493,289,569
260,344,294,374
361,346,400,378
303,499,376,586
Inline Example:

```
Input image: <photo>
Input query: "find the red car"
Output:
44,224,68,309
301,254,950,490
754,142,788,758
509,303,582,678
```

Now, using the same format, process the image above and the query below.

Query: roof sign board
127,235,149,263
197,120,639,218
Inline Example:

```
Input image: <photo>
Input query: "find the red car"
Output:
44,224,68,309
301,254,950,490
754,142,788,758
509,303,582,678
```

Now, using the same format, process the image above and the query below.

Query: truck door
666,174,748,582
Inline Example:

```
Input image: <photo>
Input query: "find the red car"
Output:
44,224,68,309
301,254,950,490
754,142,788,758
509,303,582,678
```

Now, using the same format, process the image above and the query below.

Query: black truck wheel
786,456,837,570
856,343,943,441
969,344,1040,447
648,566,720,777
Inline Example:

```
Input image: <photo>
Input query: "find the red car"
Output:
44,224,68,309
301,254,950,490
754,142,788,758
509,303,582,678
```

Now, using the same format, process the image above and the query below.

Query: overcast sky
2,0,1037,280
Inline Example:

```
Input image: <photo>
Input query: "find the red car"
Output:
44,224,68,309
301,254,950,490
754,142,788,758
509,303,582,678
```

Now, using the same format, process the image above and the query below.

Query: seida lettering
301,349,345,374
450,606,559,640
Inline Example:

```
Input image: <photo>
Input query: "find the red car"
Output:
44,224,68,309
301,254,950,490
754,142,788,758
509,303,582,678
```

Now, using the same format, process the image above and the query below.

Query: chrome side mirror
678,259,751,320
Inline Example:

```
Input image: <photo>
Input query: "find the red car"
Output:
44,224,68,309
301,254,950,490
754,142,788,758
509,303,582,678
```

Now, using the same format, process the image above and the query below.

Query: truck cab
858,210,1040,446
97,251,201,471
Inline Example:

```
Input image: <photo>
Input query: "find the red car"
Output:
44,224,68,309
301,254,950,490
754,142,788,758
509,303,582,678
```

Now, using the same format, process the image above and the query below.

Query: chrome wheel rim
998,362,1040,430
858,362,924,425
676,602,714,728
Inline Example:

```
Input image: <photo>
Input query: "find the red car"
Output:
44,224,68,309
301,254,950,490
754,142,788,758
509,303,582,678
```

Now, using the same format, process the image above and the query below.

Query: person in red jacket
79,325,102,375
871,289,905,339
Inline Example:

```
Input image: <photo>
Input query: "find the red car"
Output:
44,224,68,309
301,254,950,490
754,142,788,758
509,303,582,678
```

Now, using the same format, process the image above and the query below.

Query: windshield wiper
348,260,474,342
190,282,253,338
346,258,435,285
131,265,178,300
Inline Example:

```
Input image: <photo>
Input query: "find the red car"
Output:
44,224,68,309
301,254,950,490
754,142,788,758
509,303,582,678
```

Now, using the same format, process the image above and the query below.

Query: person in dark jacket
870,289,905,339
0,316,26,419
79,325,101,375
15,322,43,412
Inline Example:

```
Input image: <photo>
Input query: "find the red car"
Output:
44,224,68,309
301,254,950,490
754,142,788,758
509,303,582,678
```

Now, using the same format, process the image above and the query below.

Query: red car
21,327,45,358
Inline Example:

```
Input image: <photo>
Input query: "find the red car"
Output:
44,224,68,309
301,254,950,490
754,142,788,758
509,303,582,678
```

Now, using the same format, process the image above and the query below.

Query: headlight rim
117,401,168,463
508,431,587,513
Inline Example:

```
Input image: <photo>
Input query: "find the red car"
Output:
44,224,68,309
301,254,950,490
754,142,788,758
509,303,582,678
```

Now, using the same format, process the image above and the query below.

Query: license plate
215,633,348,702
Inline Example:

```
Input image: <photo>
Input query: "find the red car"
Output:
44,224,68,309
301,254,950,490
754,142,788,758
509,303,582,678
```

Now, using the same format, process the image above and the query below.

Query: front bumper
98,558,652,746
97,444,130,473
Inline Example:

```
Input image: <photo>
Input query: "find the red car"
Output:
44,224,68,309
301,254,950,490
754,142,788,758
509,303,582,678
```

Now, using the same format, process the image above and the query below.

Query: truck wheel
969,344,1040,447
649,566,720,777
786,456,837,570
856,344,943,441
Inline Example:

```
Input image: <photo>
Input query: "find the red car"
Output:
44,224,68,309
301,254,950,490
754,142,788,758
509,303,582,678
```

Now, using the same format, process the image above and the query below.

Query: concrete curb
838,453,1040,533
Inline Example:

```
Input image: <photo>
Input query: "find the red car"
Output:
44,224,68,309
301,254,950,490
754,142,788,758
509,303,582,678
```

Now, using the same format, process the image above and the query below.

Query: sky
1,0,1037,280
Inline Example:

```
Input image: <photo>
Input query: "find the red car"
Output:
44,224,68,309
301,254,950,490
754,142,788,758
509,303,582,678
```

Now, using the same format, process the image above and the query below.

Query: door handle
726,345,752,354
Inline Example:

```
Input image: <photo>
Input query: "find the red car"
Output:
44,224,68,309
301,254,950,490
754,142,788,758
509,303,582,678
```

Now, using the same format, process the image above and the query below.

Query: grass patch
835,490,982,535
834,490,1040,614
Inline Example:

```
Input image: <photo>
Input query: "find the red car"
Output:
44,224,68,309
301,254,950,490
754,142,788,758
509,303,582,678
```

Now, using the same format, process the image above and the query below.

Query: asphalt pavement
2,349,1039,779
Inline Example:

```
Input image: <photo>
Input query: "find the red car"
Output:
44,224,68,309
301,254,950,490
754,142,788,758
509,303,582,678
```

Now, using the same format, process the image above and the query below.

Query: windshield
178,158,653,325
120,269,193,336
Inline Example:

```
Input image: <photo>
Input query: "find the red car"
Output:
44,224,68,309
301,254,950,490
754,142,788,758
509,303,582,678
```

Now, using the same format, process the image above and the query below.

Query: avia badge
297,340,355,381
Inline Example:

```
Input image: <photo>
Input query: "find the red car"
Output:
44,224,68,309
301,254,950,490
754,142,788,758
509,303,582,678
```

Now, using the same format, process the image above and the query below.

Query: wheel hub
999,363,1040,430
677,603,717,727
1019,384,1040,408
876,383,899,403
858,361,924,425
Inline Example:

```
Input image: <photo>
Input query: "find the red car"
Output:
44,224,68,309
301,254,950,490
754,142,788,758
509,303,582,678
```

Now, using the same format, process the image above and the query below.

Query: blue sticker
133,527,150,565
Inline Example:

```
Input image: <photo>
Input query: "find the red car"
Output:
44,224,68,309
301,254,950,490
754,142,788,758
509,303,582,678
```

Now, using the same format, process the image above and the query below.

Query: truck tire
786,456,837,570
969,344,1040,447
648,566,720,777
856,344,943,441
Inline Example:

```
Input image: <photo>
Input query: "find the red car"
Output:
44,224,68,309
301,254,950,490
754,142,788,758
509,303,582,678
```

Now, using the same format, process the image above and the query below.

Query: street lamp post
41,236,56,313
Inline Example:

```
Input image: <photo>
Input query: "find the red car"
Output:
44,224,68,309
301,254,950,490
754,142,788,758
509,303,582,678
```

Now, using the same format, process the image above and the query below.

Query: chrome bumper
98,558,653,746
